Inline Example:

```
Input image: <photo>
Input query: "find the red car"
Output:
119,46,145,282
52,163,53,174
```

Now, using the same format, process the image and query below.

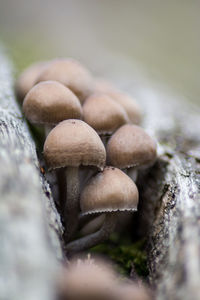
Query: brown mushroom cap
107,91,142,124
94,78,117,94
94,79,142,124
80,166,139,215
36,58,94,102
44,119,106,170
15,61,48,102
107,124,157,169
83,93,128,134
23,81,82,125
57,257,118,300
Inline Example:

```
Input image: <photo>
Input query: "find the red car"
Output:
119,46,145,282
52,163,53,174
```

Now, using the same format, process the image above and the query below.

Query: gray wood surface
132,86,200,300
0,48,64,300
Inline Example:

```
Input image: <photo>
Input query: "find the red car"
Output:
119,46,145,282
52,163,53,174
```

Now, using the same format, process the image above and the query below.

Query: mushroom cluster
16,58,157,299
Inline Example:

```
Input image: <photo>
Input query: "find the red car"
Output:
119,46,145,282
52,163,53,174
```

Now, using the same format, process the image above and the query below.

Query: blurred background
0,0,199,104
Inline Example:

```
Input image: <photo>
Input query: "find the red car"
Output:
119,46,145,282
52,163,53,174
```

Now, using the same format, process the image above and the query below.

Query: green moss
90,234,148,278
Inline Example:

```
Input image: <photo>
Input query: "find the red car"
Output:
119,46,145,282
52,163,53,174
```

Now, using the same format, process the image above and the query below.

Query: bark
133,87,200,300
0,47,64,300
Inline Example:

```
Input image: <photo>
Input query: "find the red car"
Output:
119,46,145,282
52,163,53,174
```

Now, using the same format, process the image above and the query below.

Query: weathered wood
131,86,200,300
0,48,64,300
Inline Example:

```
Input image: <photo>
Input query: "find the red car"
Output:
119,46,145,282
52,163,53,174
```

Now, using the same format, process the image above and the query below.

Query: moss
90,234,148,278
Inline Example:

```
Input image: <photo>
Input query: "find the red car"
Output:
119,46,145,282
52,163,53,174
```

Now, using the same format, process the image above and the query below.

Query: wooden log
0,48,64,300
132,86,200,300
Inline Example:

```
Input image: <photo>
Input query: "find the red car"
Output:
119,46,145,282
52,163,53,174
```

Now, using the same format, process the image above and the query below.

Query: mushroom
66,166,139,254
107,91,142,125
83,93,129,137
15,60,48,103
43,119,106,241
23,80,82,135
117,282,152,300
94,79,142,124
80,92,129,190
107,124,157,181
57,256,119,300
94,78,117,94
36,58,94,102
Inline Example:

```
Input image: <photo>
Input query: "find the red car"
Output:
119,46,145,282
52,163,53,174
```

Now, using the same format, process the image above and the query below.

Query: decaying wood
0,48,64,300
131,86,200,300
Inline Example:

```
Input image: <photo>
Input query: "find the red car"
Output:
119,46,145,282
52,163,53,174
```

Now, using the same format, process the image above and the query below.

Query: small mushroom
117,282,153,300
57,257,118,300
94,78,117,94
83,93,129,137
36,58,94,102
94,79,142,124
23,80,82,135
107,124,157,181
108,91,142,125
15,61,47,103
66,166,139,254
43,119,106,241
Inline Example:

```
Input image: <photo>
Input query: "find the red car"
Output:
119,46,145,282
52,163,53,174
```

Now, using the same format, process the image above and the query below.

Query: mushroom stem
44,125,53,137
64,166,80,242
65,212,117,254
80,214,105,236
100,134,111,146
78,213,96,227
79,168,95,192
127,168,138,182
101,135,107,146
